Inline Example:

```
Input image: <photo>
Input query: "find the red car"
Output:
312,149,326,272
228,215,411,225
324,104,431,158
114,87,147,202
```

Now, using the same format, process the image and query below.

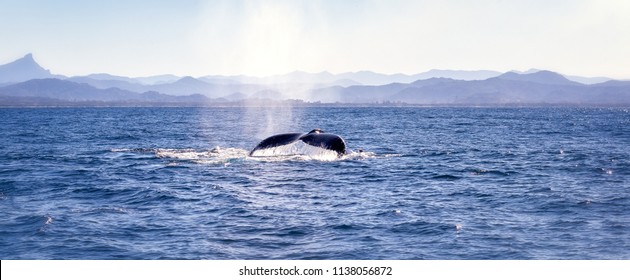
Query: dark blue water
1,107,629,259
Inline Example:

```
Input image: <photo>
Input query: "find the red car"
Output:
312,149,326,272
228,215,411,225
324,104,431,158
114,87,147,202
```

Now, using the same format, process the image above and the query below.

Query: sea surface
1,106,629,259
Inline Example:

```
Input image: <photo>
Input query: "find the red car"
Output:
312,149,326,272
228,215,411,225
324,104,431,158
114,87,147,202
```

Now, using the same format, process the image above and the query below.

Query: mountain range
1,53,629,106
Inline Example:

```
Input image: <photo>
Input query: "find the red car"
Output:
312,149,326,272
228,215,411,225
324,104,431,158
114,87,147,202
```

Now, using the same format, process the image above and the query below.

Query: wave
156,147,248,165
110,147,386,164
249,141,341,161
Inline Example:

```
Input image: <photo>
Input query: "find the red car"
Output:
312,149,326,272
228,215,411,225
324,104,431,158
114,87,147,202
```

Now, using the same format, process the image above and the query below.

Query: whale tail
249,129,346,157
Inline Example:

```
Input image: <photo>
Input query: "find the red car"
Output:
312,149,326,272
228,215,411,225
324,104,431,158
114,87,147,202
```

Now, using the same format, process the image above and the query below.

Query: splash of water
111,147,384,164
249,141,341,161
155,147,249,165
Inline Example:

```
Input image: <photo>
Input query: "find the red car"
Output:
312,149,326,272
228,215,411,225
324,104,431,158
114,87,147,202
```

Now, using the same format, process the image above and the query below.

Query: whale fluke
249,129,346,157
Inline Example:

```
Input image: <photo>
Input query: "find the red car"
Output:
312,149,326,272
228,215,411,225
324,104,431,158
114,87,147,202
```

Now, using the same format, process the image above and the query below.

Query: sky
1,0,629,78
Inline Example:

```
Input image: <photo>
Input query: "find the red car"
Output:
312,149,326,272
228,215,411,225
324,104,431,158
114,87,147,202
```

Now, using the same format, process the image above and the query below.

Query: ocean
1,106,629,259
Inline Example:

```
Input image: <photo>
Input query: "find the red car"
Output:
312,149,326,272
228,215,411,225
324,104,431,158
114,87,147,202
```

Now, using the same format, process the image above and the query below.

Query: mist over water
243,104,302,141
1,107,629,259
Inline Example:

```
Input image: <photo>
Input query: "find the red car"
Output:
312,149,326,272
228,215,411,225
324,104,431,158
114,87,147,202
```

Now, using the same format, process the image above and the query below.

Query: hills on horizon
1,53,629,106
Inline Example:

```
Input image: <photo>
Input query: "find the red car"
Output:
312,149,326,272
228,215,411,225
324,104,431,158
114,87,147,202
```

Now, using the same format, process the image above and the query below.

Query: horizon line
2,53,628,81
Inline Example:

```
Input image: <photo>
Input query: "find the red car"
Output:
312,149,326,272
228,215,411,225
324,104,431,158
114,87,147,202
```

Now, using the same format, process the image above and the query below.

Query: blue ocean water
0,106,629,259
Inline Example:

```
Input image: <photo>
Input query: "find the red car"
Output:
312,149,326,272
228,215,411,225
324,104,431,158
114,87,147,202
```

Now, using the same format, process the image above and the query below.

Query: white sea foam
45,215,53,225
71,207,132,215
249,141,341,161
111,146,387,164
155,147,249,165
37,215,54,233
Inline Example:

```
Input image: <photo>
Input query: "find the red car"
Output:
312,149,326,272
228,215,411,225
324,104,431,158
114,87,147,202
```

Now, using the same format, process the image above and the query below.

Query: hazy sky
1,0,629,78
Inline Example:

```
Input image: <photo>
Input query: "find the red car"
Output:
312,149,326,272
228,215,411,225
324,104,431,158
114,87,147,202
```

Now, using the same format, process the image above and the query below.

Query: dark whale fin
299,133,346,155
249,129,347,158
249,133,302,156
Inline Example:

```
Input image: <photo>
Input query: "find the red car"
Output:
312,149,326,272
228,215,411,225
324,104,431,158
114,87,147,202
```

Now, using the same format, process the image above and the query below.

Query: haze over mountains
1,53,629,106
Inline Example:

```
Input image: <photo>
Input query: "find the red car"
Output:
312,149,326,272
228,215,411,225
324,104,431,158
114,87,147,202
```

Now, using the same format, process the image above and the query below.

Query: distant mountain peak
498,70,579,85
0,53,54,83
10,53,39,67
22,53,34,60
176,76,203,83
170,76,210,87
178,75,196,80
12,53,41,68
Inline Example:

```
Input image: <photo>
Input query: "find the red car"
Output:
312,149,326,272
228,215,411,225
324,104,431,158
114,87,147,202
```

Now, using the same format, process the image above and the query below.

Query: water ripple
1,107,629,259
